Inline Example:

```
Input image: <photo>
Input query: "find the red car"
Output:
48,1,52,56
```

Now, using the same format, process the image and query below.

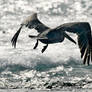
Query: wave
0,57,81,72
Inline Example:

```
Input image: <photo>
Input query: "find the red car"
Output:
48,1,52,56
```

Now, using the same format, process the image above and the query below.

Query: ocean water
0,0,92,91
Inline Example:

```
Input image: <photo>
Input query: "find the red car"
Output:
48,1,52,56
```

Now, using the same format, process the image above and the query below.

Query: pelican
11,13,92,65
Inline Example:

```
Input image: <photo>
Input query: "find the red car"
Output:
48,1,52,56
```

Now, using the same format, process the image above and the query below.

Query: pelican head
21,13,38,29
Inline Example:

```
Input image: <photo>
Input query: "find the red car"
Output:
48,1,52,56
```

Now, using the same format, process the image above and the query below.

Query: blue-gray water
0,0,92,91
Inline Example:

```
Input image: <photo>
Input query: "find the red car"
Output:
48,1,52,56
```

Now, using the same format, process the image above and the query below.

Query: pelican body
38,29,65,44
30,26,76,44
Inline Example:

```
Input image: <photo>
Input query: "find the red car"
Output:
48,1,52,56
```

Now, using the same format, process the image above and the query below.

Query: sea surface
0,0,92,91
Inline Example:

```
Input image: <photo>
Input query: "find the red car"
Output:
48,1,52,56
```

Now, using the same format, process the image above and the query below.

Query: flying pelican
29,22,92,65
11,13,92,65
11,13,75,49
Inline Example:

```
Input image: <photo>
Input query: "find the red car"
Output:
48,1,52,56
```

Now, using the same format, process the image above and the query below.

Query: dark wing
11,25,23,48
56,22,92,65
11,13,49,48
77,30,92,65
11,13,37,48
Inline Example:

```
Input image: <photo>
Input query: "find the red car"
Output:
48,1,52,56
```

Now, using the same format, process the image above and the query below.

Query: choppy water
0,0,92,91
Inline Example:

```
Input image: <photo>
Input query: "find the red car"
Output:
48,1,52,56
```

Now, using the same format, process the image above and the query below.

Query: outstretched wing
11,25,23,48
11,13,49,48
56,22,92,65
11,13,37,48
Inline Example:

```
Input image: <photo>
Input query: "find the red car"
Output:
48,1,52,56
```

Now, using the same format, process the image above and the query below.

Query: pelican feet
41,44,48,53
33,40,38,49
